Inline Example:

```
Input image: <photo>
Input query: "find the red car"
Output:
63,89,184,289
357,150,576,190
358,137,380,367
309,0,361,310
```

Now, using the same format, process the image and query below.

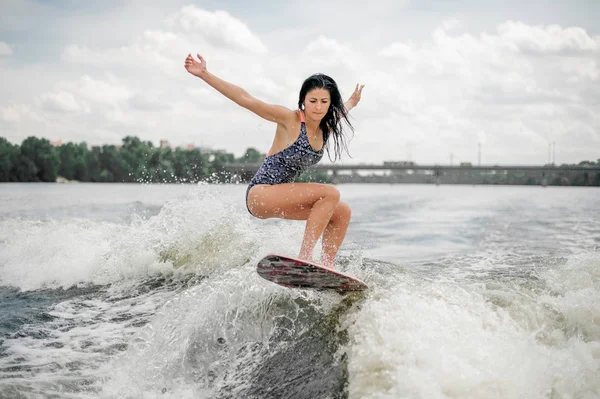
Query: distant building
50,139,63,147
160,140,170,149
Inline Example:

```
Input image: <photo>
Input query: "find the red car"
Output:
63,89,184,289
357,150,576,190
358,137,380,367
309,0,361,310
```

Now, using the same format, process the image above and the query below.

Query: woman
184,53,364,268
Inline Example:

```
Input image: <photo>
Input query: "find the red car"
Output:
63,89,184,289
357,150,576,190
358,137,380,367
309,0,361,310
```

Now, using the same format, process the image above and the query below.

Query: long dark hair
298,73,353,162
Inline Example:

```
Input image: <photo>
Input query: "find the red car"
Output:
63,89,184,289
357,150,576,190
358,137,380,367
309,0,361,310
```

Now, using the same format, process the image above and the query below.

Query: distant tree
6,134,595,186
57,142,90,181
138,147,170,183
87,146,102,182
12,154,38,182
120,136,153,181
72,143,90,181
73,158,89,181
98,145,130,182
296,171,333,184
20,136,60,182
172,148,206,183
206,151,235,182
0,137,19,182
238,147,265,164
98,168,114,182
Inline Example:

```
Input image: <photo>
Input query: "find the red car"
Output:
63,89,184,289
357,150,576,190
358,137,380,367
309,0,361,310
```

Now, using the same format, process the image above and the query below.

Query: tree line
0,136,268,183
1,135,595,185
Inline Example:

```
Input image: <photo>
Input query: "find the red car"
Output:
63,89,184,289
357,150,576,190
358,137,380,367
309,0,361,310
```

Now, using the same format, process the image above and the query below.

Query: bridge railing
222,163,600,173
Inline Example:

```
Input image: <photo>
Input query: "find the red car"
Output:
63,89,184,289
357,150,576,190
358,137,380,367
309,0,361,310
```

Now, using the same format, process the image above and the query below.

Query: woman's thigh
247,183,340,220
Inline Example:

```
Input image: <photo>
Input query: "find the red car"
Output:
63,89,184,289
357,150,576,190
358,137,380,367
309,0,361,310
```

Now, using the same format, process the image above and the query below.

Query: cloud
39,91,82,113
380,42,413,59
359,20,600,163
62,34,184,77
304,35,345,56
1,105,21,123
129,94,172,111
2,3,600,164
74,75,131,105
34,75,130,115
165,6,267,54
494,21,600,54
0,41,13,56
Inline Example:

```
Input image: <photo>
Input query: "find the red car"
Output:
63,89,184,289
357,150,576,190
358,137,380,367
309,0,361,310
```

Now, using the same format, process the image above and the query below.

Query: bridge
222,163,600,186
224,163,600,172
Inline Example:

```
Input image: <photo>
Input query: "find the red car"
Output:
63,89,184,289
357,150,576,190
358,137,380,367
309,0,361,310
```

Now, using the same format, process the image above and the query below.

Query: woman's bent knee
334,201,352,224
320,185,340,204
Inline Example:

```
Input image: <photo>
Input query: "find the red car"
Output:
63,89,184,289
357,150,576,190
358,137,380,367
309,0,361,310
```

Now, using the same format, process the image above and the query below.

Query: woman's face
303,88,331,121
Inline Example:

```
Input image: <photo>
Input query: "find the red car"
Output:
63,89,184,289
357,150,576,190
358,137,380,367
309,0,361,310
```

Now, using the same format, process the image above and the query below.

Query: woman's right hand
184,53,207,78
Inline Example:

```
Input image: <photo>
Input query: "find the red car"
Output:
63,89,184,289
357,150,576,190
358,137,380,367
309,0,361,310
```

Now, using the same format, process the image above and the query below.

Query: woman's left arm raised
344,84,365,113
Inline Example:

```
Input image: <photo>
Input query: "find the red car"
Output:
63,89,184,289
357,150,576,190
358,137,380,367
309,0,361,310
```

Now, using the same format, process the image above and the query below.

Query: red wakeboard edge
256,254,368,291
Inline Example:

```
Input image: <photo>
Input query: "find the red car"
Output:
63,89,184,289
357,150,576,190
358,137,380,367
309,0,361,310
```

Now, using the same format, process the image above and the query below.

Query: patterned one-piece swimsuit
246,110,326,215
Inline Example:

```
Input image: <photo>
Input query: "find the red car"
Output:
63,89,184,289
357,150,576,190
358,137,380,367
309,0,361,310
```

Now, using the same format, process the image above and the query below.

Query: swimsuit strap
266,110,306,157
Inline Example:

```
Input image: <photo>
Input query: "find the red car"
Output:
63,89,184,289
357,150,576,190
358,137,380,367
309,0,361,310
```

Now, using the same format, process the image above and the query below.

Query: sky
1,0,599,165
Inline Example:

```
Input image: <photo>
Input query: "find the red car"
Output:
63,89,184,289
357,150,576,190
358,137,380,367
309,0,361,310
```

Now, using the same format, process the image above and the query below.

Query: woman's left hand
346,83,365,111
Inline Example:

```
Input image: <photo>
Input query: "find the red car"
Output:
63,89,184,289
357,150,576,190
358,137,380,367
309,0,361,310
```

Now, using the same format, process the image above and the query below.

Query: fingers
352,83,365,96
184,53,206,71
184,54,193,69
183,53,207,74
184,54,204,63
356,84,365,98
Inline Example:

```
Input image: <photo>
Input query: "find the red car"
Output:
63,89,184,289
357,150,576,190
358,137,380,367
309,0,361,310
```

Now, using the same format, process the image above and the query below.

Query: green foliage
0,136,266,184
296,170,333,184
57,142,90,181
240,147,264,164
19,137,60,182
13,154,38,182
0,135,597,186
206,152,236,183
0,138,20,182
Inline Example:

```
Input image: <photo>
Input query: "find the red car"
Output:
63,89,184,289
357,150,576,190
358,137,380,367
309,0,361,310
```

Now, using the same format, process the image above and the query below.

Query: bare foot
297,252,314,264
321,255,335,269
298,252,334,269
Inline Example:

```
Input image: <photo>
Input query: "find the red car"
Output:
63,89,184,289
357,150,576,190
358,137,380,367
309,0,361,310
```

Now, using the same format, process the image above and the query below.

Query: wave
0,186,304,291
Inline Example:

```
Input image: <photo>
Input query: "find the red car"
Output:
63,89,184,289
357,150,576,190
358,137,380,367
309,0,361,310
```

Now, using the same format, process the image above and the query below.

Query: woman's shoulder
276,109,302,130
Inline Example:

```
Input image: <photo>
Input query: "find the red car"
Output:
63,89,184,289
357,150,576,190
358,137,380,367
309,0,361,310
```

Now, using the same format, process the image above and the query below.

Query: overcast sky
1,0,599,165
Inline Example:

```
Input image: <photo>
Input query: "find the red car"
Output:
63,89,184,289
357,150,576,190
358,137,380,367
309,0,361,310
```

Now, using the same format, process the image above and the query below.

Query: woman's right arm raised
184,54,292,125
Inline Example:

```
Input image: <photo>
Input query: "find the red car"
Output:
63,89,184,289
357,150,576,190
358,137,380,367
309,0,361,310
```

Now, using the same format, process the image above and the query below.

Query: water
0,183,598,398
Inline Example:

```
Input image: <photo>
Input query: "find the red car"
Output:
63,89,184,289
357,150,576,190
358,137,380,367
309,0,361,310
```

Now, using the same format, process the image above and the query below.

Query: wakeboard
257,254,368,291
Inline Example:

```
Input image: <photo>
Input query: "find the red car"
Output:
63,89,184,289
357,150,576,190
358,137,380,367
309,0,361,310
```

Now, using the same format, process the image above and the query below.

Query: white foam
0,185,305,291
99,266,340,398
343,254,600,398
5,184,598,397
539,254,600,341
0,183,336,396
